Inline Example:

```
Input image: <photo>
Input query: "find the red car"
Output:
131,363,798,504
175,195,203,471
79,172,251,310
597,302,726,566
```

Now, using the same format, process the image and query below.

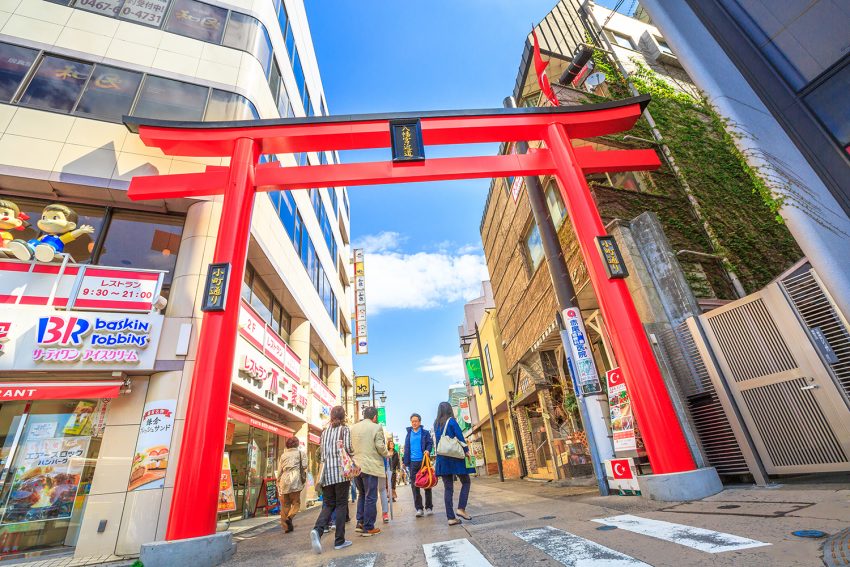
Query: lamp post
460,323,504,482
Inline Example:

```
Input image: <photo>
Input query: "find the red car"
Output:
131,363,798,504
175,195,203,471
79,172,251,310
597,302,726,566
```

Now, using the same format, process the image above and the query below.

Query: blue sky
305,0,585,438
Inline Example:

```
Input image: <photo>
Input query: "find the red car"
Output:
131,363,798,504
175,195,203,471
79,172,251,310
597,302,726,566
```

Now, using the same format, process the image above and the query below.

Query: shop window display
0,399,105,556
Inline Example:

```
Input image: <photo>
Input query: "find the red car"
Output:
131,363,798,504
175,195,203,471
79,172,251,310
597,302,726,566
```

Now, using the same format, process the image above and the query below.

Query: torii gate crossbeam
123,94,697,542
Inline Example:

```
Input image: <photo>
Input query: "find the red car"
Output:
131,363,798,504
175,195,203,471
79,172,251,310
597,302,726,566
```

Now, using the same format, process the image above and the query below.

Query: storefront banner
606,367,637,452
562,308,602,395
284,346,300,380
234,338,306,419
308,433,321,445
238,301,301,380
218,452,237,513
128,399,176,491
0,381,124,401
0,306,163,371
227,405,294,438
458,398,472,431
310,373,337,408
0,261,164,312
1,436,90,525
238,302,266,351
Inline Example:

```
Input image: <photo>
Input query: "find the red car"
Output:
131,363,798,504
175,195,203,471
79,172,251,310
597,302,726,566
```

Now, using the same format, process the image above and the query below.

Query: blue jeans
440,474,470,520
354,474,379,530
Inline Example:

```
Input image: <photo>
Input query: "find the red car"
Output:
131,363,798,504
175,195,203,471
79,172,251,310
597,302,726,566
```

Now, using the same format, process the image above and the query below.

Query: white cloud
352,231,405,253
417,354,465,381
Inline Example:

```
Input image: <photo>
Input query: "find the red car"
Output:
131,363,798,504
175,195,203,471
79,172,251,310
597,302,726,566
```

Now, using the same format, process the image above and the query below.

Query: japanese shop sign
562,308,602,395
352,249,368,355
72,267,161,312
1,436,90,525
0,306,163,371
119,0,170,27
233,333,307,418
201,263,230,312
238,301,301,380
310,373,337,427
390,119,425,162
596,236,628,279
129,399,176,491
465,357,484,387
218,452,237,513
355,375,370,398
606,367,637,452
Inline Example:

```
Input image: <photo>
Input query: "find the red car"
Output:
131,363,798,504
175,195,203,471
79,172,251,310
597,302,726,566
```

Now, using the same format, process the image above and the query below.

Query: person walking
276,436,306,533
350,406,388,537
403,413,434,517
310,406,354,554
433,402,474,526
387,439,400,502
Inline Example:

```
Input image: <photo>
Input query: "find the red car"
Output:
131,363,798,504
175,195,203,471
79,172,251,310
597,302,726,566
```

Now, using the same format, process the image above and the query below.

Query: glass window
7,197,106,264
249,274,273,324
117,0,170,27
242,264,254,303
485,344,494,381
205,89,258,121
293,211,304,252
74,65,142,122
655,38,673,55
524,221,544,272
268,61,281,102
164,0,227,44
292,48,306,101
19,55,92,112
587,170,650,192
223,13,273,75
284,23,296,64
804,61,850,148
276,80,290,117
97,210,184,286
609,31,635,50
544,180,566,228
0,42,38,103
133,75,208,121
278,190,297,241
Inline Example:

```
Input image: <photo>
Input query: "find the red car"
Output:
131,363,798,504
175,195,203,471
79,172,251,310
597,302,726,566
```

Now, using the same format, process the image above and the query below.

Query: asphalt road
225,475,849,567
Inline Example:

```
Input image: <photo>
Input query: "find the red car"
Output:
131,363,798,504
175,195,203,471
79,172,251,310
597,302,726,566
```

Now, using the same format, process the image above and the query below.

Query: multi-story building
637,0,850,321
0,0,352,561
481,0,802,481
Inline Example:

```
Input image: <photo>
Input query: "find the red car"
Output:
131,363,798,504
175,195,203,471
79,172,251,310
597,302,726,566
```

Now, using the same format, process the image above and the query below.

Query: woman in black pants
311,406,354,554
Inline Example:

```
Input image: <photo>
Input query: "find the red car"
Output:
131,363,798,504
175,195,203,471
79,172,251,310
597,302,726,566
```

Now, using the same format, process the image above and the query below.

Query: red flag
532,28,559,106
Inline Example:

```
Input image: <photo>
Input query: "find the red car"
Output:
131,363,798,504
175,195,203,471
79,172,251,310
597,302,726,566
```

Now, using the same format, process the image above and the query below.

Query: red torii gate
125,94,696,541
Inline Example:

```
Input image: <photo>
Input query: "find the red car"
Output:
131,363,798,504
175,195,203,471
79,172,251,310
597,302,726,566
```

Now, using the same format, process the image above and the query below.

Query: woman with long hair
311,405,354,554
386,438,400,501
433,401,474,526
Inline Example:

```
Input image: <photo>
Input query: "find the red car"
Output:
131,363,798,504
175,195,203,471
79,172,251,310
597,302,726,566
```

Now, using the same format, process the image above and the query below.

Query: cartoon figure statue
0,199,29,255
7,203,94,263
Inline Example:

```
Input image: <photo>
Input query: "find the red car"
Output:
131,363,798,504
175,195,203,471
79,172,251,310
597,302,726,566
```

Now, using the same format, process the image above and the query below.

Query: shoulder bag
339,439,361,479
436,418,467,460
299,450,307,484
414,452,438,489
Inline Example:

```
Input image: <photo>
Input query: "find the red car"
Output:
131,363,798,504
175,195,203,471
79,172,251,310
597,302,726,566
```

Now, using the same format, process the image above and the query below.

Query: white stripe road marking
515,526,652,566
327,553,378,567
423,538,494,567
592,514,771,553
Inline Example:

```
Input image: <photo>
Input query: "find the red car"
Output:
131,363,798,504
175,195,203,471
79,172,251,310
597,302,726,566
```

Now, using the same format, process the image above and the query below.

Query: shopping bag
339,440,361,479
436,418,467,459
415,452,438,489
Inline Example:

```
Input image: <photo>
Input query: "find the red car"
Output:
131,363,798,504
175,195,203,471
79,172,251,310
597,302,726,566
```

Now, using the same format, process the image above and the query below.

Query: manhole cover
793,530,827,538
718,505,741,509
469,511,524,525
597,525,618,531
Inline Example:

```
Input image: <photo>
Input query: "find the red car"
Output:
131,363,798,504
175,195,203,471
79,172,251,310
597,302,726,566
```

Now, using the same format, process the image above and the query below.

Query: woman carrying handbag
276,436,307,533
433,402,475,526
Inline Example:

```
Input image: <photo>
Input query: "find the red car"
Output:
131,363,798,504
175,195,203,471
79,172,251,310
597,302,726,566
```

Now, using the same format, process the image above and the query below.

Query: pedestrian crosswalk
326,552,378,567
418,514,771,566
592,514,770,553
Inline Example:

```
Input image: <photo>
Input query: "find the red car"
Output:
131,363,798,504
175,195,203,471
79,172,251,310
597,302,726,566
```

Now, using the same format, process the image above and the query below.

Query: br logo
37,316,91,346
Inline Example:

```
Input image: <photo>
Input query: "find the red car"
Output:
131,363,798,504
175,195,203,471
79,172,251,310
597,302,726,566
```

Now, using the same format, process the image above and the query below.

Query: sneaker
382,512,389,523
425,508,433,516
310,529,323,554
334,540,353,550
361,528,381,537
415,509,424,518
355,523,364,533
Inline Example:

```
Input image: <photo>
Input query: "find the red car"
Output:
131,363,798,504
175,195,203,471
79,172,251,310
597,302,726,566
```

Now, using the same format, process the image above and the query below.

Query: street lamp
460,323,504,482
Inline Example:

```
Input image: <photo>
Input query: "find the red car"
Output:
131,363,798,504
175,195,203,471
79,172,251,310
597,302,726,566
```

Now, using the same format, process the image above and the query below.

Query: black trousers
313,481,349,546
409,461,433,510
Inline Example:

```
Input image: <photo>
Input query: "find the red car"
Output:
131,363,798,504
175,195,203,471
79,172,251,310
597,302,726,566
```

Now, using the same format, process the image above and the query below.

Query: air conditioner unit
639,31,682,68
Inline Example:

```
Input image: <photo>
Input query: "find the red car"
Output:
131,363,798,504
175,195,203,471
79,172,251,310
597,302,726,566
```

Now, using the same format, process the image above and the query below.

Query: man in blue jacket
403,413,434,517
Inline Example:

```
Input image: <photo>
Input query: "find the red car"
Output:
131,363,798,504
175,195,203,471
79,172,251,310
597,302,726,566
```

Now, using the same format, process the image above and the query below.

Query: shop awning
512,385,548,408
228,404,294,438
308,432,322,445
0,380,124,401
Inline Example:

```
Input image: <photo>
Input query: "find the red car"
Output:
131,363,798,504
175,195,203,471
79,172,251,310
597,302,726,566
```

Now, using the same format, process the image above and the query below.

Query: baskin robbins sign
0,306,163,371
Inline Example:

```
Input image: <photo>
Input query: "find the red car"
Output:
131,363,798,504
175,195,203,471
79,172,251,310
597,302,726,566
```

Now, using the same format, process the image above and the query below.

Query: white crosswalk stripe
592,514,771,553
514,526,652,566
423,538,494,567
327,552,378,567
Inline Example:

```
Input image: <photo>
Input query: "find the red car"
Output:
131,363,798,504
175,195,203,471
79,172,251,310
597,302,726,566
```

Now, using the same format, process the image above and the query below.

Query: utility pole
505,96,612,496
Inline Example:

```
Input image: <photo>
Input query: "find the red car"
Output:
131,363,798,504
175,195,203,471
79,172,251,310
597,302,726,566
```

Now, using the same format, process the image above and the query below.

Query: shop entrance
124,95,701,540
0,399,104,557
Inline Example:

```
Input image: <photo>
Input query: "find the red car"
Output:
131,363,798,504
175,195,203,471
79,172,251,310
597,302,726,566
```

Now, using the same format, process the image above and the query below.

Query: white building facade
0,0,353,561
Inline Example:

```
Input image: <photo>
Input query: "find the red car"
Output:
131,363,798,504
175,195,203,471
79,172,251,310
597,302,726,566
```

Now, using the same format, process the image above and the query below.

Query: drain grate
468,511,524,525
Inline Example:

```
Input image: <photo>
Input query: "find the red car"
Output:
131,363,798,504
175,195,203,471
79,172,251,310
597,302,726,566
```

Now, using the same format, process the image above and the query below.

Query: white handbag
436,418,467,459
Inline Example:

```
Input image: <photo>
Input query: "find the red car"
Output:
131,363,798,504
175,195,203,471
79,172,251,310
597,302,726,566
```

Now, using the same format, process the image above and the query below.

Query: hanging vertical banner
218,452,237,513
458,397,472,431
352,249,368,354
606,367,637,452
465,358,484,387
376,406,387,426
562,308,602,395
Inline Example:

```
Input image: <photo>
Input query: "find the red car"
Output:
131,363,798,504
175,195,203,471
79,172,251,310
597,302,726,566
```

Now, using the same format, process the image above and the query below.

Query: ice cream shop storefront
0,260,166,560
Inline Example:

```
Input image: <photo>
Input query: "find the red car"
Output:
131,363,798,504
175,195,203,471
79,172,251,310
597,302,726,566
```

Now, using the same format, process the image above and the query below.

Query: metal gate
690,268,850,475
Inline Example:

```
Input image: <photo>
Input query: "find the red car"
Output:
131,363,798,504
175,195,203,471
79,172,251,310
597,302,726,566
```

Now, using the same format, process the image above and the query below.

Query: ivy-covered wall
557,55,802,295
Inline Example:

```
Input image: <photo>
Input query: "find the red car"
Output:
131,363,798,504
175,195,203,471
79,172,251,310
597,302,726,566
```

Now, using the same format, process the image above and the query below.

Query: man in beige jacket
350,406,388,536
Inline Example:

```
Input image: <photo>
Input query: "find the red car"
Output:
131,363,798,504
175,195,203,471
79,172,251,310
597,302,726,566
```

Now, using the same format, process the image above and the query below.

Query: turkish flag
611,459,633,480
532,29,560,107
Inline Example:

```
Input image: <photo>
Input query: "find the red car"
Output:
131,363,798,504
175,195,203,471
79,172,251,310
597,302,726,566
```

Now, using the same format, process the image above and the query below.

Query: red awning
0,381,124,401
228,404,294,438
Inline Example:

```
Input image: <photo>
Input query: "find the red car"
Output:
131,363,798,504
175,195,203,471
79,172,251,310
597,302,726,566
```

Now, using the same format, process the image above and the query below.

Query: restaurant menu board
1,436,90,525
128,400,176,491
607,368,637,452
218,453,237,513
254,478,278,515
